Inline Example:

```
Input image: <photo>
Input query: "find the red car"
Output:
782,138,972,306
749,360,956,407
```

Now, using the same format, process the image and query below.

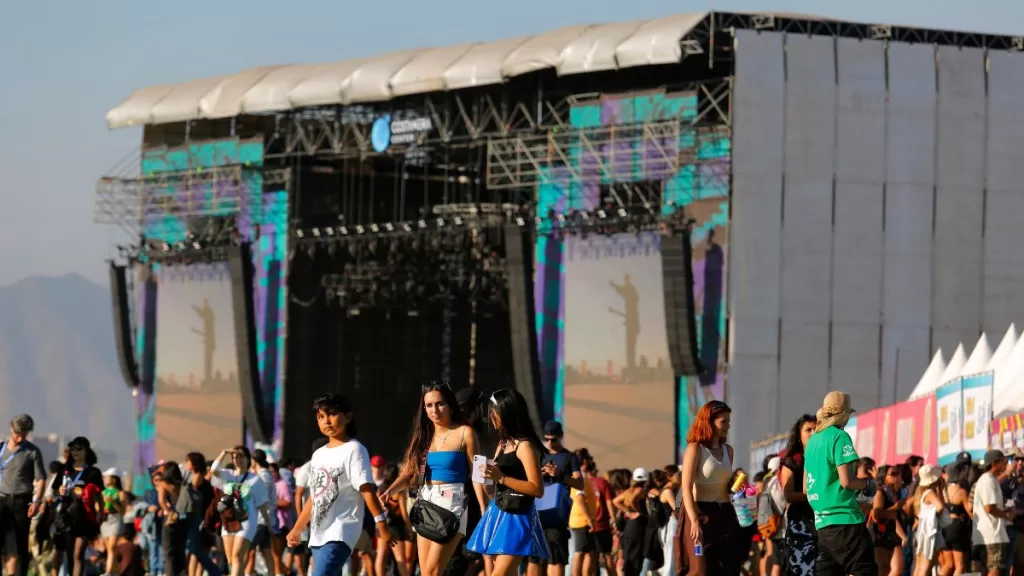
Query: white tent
986,324,1018,373
993,333,1024,416
909,350,947,398
935,344,967,387
959,333,992,376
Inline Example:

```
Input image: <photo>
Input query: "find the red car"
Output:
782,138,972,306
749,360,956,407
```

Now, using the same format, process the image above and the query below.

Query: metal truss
690,11,1022,50
485,120,683,190
153,261,232,283
95,165,291,238
266,90,578,159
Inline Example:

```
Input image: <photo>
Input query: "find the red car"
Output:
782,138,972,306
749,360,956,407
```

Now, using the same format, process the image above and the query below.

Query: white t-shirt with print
307,440,374,549
972,471,1009,545
213,470,270,525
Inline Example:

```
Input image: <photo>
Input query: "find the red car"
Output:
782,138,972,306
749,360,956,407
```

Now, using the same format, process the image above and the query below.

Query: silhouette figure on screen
699,228,724,397
191,298,216,385
609,274,640,372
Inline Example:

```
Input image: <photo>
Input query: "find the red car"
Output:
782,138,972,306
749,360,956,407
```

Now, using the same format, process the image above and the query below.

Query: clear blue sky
0,0,1018,287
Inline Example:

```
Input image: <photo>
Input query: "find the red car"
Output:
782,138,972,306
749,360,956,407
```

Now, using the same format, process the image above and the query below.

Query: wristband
374,512,387,524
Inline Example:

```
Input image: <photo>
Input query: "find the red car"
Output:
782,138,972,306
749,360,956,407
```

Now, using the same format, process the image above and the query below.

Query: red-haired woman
676,400,740,575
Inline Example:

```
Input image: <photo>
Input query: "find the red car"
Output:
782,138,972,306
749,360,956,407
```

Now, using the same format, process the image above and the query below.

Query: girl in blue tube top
381,381,487,576
466,388,550,575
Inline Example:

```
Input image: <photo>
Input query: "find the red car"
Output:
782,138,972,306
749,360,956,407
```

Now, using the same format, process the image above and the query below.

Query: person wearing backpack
527,421,584,576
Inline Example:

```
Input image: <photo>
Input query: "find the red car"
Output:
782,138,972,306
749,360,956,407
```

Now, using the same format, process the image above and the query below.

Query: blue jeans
1006,528,1019,575
311,541,352,576
186,518,222,576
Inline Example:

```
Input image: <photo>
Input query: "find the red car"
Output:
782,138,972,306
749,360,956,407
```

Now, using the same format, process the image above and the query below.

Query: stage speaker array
504,224,547,428
228,242,273,443
108,262,141,389
661,233,704,376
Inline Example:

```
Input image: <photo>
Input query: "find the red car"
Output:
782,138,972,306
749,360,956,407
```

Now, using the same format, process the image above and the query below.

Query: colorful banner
855,409,879,462
936,378,964,465
961,372,994,460
991,411,1024,452
893,394,937,465
875,405,896,465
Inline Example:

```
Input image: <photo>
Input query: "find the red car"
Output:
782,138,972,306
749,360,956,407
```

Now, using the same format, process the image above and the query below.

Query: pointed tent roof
993,332,1024,410
909,350,947,398
936,344,967,386
987,323,1018,373
959,333,992,376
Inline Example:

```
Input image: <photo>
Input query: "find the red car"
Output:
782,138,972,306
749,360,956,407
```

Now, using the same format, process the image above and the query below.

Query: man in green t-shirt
803,391,876,576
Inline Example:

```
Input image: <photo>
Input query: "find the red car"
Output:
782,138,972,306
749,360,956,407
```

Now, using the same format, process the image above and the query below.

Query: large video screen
563,232,675,470
155,263,242,461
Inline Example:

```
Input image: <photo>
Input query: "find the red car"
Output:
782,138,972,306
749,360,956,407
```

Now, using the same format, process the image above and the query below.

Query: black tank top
495,447,527,481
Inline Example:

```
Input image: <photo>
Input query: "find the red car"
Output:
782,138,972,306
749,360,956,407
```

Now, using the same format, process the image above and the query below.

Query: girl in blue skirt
467,389,550,575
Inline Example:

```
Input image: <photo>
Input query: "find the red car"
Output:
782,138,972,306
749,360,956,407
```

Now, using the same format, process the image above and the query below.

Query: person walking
0,415,47,576
804,391,876,576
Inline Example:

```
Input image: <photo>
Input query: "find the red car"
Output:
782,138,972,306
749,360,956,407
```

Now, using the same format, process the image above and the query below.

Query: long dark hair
783,414,816,460
401,381,464,479
488,388,543,449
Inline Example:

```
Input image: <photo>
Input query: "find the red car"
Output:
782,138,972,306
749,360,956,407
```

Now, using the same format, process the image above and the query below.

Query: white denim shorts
418,483,469,535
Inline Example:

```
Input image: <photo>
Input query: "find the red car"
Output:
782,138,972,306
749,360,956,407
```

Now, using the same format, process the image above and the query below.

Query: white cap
103,467,120,478
767,457,780,473
632,467,649,482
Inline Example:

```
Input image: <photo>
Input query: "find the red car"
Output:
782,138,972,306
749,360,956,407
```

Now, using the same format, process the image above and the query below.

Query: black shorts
0,494,31,558
251,525,270,550
530,526,570,566
287,541,308,556
571,528,613,555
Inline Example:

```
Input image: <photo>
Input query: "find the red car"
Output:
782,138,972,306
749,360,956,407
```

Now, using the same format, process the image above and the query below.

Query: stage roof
105,10,1016,131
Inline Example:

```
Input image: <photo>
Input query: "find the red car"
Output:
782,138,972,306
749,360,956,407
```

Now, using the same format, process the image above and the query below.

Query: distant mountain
0,274,134,470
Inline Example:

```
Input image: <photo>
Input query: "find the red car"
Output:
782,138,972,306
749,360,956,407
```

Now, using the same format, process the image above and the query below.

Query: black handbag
409,499,460,543
494,486,533,514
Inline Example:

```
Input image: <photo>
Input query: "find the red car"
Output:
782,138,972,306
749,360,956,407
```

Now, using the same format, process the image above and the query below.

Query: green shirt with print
804,425,863,529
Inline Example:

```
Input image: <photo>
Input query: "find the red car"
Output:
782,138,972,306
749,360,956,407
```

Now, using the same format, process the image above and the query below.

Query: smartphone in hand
472,455,492,485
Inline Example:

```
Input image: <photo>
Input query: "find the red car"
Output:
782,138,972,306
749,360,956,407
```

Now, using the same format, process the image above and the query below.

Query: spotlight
356,225,365,234
340,227,349,235
618,208,627,217
385,222,394,232
296,229,305,238
454,217,463,226
516,217,525,226
370,224,380,233
326,227,335,236
192,241,202,250
402,223,413,232
312,228,321,237
175,241,186,250
161,242,171,252
598,210,607,219
417,220,427,229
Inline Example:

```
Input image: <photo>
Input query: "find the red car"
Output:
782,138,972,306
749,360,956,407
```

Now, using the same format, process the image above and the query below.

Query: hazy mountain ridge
0,274,134,470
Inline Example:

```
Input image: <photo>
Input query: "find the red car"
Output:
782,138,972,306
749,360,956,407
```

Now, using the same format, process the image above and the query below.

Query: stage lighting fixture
598,209,607,219
325,227,335,236
454,216,463,226
385,222,394,232
296,229,305,238
557,213,566,223
436,218,445,228
370,224,380,233
618,208,628,217
340,227,349,235
356,225,365,234
402,223,412,232
175,241,186,250
192,241,202,250
418,220,427,229
162,242,171,251
516,217,525,226
312,228,321,237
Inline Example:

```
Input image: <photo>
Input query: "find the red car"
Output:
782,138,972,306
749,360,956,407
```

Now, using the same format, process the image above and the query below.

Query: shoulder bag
409,449,460,543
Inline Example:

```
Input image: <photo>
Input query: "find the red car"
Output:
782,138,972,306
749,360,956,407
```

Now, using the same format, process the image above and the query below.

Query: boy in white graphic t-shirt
287,393,393,576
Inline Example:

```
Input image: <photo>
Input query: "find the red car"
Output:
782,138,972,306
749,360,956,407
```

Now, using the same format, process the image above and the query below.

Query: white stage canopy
105,13,708,129
909,350,947,398
959,333,992,376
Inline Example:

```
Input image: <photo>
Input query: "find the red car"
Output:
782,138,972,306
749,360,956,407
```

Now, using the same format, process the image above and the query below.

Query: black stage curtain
472,304,516,402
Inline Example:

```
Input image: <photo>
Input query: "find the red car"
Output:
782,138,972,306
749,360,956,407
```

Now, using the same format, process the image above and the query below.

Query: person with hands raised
286,393,392,576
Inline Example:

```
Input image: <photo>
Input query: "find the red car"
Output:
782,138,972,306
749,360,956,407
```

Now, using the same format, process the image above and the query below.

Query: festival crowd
1,388,1023,576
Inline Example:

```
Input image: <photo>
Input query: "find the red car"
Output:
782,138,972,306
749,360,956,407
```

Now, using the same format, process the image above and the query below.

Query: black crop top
495,449,527,481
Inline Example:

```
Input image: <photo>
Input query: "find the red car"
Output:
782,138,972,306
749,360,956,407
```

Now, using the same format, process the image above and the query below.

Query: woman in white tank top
677,400,741,576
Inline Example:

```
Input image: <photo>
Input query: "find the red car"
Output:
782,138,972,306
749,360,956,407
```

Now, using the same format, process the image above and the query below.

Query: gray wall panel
882,43,936,400
730,29,785,450
932,47,986,357
984,53,1024,335
832,39,885,408
779,35,835,406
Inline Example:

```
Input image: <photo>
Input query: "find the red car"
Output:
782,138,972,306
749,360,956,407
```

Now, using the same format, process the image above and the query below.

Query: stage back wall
729,30,1024,453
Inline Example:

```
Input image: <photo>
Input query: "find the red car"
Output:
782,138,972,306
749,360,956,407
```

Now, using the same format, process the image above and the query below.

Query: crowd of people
0,387,1022,576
